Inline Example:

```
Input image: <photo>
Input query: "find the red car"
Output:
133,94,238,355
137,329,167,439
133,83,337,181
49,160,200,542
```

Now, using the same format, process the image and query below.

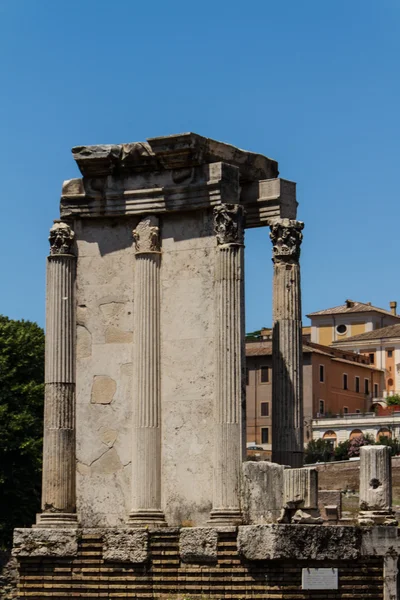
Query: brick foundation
16,529,384,599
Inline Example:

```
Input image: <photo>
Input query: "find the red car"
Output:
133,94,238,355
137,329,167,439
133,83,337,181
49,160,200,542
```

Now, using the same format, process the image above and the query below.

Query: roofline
306,309,400,319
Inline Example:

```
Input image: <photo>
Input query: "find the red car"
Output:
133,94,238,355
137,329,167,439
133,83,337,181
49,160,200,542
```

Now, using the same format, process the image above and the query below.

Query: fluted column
270,219,304,468
36,221,77,527
209,204,244,525
129,216,166,527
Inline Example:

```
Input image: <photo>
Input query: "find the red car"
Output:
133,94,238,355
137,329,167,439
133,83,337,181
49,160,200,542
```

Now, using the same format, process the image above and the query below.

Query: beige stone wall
74,217,134,526
73,210,215,526
160,210,215,525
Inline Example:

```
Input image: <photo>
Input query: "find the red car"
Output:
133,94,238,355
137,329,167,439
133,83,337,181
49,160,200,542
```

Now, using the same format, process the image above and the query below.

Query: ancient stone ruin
12,133,400,599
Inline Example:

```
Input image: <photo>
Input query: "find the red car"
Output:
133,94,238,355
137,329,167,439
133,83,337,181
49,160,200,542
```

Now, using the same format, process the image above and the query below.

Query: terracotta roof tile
307,300,400,319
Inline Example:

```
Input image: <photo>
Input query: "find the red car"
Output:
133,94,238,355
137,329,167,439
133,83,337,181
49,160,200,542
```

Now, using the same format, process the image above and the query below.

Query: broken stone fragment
179,527,218,562
103,529,148,563
13,529,79,557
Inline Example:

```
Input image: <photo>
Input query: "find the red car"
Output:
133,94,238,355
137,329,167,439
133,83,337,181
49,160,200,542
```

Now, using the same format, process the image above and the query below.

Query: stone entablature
61,133,297,228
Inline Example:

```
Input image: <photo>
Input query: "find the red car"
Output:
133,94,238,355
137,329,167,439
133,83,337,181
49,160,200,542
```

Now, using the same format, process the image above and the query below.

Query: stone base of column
34,512,78,528
127,510,167,528
358,511,398,526
208,508,242,526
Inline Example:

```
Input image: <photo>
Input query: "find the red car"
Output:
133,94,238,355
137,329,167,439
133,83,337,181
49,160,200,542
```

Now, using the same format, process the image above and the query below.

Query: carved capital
133,216,160,254
214,204,244,246
269,219,304,263
49,222,75,255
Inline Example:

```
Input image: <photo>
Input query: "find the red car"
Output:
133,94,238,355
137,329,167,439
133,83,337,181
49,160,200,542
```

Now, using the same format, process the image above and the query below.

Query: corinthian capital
214,204,244,246
49,221,75,255
133,216,160,253
269,219,304,263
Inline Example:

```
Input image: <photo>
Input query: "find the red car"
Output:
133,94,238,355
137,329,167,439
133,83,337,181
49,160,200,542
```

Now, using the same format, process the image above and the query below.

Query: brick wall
17,530,383,599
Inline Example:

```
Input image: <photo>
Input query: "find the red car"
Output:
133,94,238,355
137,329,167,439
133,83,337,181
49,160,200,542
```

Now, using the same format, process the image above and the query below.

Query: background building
245,338,383,454
308,299,400,345
332,323,400,399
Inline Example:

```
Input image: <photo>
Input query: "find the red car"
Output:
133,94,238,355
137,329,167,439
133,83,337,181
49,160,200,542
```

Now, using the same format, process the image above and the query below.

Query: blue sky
0,0,399,332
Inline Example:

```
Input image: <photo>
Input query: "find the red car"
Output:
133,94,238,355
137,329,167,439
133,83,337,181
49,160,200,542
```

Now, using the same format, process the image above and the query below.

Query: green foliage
304,438,334,464
348,433,374,458
334,439,351,461
377,435,400,456
386,394,400,406
0,315,44,549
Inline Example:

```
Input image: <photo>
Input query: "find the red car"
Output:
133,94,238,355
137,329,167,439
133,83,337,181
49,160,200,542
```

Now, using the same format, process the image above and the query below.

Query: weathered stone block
13,529,79,557
237,525,361,561
91,375,116,404
103,529,148,563
179,527,218,562
241,461,284,524
284,467,318,509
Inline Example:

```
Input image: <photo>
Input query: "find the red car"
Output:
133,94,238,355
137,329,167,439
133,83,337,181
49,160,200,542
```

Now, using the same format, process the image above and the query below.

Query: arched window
323,430,337,449
377,427,391,442
349,429,363,440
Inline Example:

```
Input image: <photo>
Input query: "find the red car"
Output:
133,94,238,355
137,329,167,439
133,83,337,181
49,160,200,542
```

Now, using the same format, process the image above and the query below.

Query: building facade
246,339,384,452
333,323,400,398
307,299,400,346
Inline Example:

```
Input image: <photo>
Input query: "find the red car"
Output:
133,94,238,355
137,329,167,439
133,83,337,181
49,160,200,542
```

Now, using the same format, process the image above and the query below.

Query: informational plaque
302,568,338,590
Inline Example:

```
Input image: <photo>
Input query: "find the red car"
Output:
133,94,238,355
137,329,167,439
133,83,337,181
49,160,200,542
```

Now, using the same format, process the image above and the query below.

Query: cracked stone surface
179,527,218,562
237,525,361,561
103,529,148,563
13,529,79,558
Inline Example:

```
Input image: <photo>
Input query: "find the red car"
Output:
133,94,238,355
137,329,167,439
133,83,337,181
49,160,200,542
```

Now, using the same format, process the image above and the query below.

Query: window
355,376,360,393
319,364,325,383
374,383,379,398
343,406,349,414
369,353,375,364
261,427,269,444
319,400,325,415
260,366,269,383
365,379,369,394
343,373,348,390
355,409,361,414
246,368,249,386
388,350,393,358
336,324,347,335
260,402,269,417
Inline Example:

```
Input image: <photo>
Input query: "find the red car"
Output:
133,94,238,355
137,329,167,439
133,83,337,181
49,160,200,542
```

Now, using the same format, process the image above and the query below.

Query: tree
348,433,374,458
334,439,351,461
377,435,400,456
0,316,44,548
304,438,334,464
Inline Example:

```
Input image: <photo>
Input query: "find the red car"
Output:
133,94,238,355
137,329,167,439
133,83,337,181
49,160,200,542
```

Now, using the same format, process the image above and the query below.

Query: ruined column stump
358,445,397,526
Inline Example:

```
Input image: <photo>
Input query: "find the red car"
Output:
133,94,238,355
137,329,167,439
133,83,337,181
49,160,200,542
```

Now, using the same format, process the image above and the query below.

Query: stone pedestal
358,445,397,526
209,205,245,525
270,219,304,468
36,222,77,527
128,216,166,527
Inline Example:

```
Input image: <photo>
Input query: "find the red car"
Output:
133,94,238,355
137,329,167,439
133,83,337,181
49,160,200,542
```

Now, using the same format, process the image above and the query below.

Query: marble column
209,204,244,525
129,216,166,527
270,219,304,468
36,222,77,527
358,445,397,526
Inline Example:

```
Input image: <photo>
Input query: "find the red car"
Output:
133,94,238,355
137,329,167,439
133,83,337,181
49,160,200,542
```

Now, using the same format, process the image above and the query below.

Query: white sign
302,568,338,590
